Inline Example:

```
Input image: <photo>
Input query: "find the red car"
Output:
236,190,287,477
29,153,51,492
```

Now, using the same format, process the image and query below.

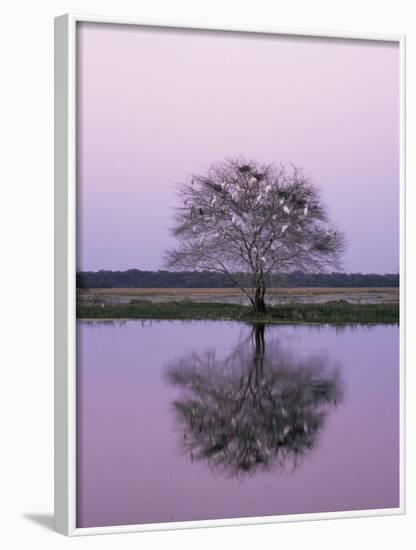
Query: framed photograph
54,14,405,536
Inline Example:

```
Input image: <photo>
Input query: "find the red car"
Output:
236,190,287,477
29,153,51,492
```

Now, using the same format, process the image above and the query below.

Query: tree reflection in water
165,324,342,477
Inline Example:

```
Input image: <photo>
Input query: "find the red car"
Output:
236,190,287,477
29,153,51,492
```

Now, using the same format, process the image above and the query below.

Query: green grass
77,300,399,325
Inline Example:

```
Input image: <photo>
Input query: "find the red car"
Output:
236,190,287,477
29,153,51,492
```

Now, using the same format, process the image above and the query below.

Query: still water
76,321,400,528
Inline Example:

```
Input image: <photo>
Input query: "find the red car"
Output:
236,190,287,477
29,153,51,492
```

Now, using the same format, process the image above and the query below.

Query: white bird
211,196,217,207
281,224,288,233
261,256,266,263
272,214,277,221
265,184,272,194
283,205,290,215
248,177,257,185
192,225,196,233
231,215,237,224
256,193,262,204
304,206,308,216
279,198,285,205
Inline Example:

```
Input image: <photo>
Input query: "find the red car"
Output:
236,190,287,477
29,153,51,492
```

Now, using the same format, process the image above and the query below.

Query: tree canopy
164,158,346,310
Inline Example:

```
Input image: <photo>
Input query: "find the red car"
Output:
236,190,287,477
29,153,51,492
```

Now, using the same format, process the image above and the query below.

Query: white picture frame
54,13,406,536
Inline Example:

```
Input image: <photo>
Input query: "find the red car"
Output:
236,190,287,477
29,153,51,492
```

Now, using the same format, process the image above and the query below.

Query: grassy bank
77,300,399,324
81,287,399,298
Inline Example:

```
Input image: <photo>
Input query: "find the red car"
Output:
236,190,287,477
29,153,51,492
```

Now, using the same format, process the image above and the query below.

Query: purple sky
76,23,400,274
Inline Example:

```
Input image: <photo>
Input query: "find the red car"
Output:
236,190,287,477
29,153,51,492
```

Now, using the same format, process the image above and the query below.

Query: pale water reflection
76,321,399,528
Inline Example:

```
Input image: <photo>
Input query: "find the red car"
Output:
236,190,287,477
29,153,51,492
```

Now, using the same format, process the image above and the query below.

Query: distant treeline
76,270,399,289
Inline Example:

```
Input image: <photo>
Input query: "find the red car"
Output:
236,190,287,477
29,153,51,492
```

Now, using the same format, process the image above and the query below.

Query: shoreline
77,300,399,325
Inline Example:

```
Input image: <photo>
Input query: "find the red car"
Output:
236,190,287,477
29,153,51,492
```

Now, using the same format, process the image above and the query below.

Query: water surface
76,320,399,528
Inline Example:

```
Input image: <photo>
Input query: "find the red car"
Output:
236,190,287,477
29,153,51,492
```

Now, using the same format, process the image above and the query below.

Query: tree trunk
251,323,265,389
253,274,267,313
254,291,266,312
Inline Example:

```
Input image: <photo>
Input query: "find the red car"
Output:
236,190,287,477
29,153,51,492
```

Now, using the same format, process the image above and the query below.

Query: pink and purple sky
76,23,400,273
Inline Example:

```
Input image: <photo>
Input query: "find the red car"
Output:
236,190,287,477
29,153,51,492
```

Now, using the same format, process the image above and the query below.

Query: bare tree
165,324,342,477
164,158,346,312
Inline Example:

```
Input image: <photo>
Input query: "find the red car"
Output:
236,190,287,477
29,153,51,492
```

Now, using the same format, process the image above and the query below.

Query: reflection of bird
199,208,203,216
